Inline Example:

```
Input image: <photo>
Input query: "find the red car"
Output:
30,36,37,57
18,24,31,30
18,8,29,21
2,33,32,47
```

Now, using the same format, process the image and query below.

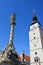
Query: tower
5,14,16,55
29,14,43,65
1,14,20,65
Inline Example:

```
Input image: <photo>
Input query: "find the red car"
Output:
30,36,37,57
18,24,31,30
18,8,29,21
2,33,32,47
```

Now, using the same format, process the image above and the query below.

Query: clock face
30,23,38,30
33,25,37,29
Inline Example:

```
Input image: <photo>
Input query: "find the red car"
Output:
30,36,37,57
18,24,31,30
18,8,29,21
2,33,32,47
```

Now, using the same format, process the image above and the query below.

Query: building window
34,37,35,39
34,57,40,63
34,59,38,62
35,52,37,55
34,44,36,47
33,33,35,35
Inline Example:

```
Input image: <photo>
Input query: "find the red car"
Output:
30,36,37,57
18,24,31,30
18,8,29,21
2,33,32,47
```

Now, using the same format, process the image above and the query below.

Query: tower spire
30,10,38,26
33,9,37,21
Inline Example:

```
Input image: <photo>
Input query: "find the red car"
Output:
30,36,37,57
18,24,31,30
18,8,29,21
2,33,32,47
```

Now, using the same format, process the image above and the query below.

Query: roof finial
33,9,36,16
33,9,37,21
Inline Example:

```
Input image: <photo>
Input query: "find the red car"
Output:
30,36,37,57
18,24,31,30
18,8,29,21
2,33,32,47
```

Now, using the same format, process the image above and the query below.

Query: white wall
29,23,43,65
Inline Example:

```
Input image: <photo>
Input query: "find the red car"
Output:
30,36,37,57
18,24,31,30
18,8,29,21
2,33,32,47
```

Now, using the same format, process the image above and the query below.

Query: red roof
24,56,30,61
18,54,30,61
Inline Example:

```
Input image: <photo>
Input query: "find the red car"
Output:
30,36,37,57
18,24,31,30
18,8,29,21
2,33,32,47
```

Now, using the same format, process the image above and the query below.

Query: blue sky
0,0,43,55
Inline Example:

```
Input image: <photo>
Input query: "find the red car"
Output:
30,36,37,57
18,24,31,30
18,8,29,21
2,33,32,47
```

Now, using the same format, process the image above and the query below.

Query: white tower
29,14,43,65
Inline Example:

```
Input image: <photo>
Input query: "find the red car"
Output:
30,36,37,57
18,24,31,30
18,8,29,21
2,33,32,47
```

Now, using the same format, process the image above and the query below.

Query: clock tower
29,14,43,65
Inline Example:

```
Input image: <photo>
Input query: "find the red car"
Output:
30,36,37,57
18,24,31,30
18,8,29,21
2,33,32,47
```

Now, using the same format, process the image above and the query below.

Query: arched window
34,57,40,63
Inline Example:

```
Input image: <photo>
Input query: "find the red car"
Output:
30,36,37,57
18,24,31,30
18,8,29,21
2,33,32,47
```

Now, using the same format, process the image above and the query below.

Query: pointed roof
30,14,41,26
33,15,37,21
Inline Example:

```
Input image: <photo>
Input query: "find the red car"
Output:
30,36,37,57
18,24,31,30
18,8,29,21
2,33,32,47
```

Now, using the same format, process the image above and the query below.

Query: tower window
34,59,38,62
34,37,35,39
34,57,40,63
34,44,36,47
33,33,35,35
35,52,37,55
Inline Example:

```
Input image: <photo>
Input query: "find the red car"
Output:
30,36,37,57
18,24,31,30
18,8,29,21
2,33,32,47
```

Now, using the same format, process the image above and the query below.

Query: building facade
29,15,43,65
